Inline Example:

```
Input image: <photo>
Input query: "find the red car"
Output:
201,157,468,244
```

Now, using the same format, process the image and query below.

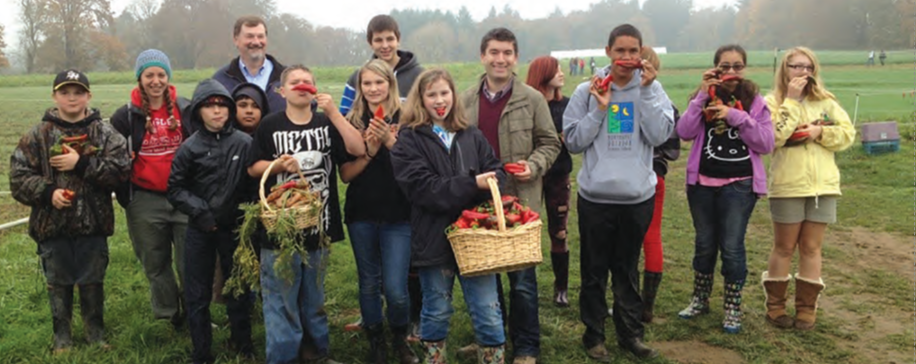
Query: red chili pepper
277,181,298,191
734,100,744,111
504,163,526,174
613,59,643,69
62,189,75,201
435,107,446,117
523,211,540,224
597,74,614,93
61,134,88,143
512,202,524,214
462,210,490,221
720,74,743,82
291,83,318,94
789,130,810,141
374,104,385,119
500,195,518,205
454,218,470,229
505,213,521,225
708,85,717,100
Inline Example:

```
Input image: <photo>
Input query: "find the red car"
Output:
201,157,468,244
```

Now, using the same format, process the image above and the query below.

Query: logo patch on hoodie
607,102,634,134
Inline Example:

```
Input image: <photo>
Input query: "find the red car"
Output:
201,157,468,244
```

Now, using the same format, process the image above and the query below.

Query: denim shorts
769,196,837,224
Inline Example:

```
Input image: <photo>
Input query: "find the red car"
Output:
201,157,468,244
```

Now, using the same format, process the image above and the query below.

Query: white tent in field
550,47,668,60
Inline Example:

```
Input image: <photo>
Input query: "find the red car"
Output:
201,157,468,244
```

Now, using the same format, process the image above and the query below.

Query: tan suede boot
761,271,794,329
794,274,825,330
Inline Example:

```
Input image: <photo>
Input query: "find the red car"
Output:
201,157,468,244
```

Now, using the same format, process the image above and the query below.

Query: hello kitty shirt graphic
705,127,749,162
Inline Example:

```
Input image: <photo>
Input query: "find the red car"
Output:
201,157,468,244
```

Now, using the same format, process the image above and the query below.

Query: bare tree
18,0,47,73
0,25,9,69
42,0,114,69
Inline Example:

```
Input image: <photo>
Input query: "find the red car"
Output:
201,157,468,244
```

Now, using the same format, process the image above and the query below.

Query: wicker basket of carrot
258,158,322,232
446,177,543,277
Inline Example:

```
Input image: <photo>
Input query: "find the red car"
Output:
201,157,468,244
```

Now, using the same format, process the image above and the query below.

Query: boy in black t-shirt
247,65,366,364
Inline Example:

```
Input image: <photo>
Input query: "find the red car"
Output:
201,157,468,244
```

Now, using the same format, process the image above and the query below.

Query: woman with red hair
526,56,572,307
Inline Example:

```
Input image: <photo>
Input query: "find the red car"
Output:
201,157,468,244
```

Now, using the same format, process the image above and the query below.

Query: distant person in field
10,69,130,354
763,46,855,331
590,57,597,75
111,49,193,329
676,44,773,335
562,23,674,361
214,15,287,114
879,49,887,66
338,14,425,341
525,55,573,309
866,50,875,66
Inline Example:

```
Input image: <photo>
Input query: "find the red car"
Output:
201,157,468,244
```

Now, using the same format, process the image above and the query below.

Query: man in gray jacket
563,24,674,362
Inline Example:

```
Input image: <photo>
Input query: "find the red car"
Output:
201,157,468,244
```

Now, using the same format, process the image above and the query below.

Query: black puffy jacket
390,124,506,268
167,79,252,230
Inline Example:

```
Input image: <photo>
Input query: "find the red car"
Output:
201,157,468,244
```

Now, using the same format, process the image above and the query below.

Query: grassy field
0,54,913,364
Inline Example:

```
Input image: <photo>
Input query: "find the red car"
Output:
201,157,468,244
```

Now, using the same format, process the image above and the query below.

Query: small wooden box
861,122,900,155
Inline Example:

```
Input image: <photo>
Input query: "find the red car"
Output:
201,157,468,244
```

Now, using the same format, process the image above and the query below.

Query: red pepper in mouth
720,74,743,82
291,84,317,94
435,107,446,117
613,59,643,69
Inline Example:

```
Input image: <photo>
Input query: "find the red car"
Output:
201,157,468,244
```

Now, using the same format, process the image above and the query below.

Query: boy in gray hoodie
562,24,674,361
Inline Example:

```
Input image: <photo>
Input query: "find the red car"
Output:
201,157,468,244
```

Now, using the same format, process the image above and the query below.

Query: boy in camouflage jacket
9,69,130,353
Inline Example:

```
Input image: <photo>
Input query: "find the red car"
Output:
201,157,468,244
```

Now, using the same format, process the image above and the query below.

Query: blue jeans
418,265,505,346
686,179,757,283
184,226,252,364
347,221,411,328
260,248,329,364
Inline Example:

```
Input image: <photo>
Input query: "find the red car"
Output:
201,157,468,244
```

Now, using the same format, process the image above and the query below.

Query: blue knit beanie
135,49,172,80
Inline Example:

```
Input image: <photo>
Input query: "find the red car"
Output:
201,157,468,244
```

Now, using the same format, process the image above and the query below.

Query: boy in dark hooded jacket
167,79,254,363
10,69,131,353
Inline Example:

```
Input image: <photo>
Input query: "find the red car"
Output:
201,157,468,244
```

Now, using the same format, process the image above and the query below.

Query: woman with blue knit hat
110,49,193,328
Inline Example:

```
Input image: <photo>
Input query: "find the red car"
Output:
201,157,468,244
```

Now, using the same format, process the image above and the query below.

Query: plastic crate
862,139,900,155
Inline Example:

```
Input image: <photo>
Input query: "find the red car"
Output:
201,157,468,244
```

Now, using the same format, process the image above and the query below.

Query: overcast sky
0,0,736,49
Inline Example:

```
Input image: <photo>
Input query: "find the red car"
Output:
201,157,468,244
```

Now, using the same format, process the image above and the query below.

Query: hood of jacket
188,79,236,135
42,107,103,128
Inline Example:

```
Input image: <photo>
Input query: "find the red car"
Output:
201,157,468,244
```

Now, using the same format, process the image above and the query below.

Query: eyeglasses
787,64,815,72
717,64,746,72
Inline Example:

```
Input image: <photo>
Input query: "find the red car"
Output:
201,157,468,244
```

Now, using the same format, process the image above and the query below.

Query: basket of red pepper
445,177,543,277
258,158,322,232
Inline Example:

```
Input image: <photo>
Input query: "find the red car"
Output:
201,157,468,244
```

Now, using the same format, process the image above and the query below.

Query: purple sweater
677,93,774,196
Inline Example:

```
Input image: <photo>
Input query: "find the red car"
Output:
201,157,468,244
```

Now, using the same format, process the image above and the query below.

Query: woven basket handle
486,177,506,232
259,157,307,212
